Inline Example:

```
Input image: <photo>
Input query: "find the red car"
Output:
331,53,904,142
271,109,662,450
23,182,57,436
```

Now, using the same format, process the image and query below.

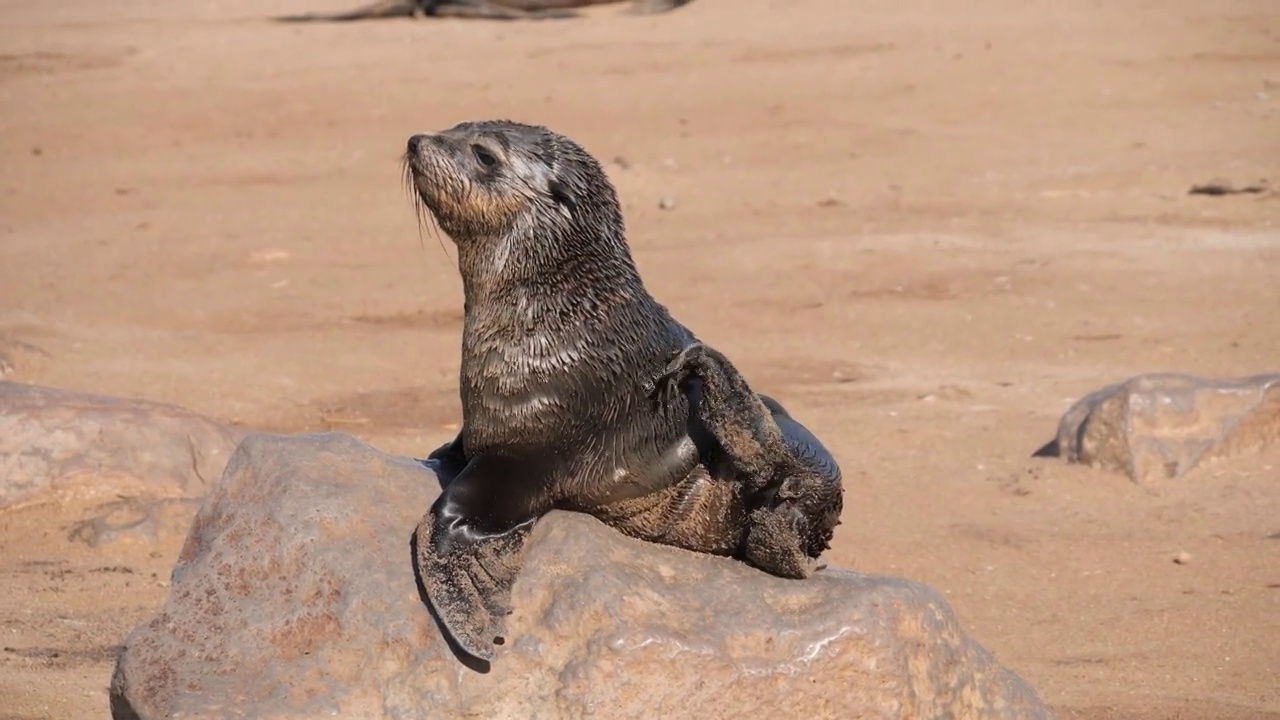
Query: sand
1,0,1277,717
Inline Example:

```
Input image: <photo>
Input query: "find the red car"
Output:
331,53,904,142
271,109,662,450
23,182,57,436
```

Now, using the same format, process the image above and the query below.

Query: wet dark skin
404,120,844,664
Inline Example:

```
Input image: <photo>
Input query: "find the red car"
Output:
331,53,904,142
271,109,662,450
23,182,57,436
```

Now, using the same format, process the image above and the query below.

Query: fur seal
275,0,691,23
403,120,844,664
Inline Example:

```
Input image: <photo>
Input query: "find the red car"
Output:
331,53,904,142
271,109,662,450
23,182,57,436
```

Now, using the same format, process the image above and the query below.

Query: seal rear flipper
652,341,786,488
770,409,843,491
653,342,842,491
652,340,846,572
741,504,816,580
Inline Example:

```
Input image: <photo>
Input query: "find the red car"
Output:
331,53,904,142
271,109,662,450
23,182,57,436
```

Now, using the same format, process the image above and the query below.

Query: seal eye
472,144,498,169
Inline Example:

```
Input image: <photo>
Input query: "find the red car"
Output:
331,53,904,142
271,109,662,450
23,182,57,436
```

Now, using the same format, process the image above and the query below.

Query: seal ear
547,178,577,219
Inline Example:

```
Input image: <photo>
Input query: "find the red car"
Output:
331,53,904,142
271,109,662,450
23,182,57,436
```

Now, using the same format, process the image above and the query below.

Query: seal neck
456,224,650,319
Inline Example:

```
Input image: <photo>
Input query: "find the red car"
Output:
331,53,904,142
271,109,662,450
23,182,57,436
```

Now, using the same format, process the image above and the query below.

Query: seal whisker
429,216,453,270
402,154,456,271
401,158,425,251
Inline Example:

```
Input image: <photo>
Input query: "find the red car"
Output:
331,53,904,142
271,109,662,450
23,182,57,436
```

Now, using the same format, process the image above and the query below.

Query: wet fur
404,120,844,663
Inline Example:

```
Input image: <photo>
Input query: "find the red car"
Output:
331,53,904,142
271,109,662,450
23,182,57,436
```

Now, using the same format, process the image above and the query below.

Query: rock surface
0,381,247,510
111,431,1052,720
1038,373,1280,482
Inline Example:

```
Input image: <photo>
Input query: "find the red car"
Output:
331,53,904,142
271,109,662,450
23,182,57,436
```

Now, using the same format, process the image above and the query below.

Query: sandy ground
1,0,1278,717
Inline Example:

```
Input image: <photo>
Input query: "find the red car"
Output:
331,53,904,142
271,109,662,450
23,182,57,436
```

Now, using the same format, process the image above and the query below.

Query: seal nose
407,133,432,155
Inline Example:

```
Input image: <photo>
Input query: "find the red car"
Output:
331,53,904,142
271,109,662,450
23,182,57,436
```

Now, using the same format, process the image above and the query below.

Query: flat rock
0,381,247,510
111,432,1052,720
1039,373,1280,482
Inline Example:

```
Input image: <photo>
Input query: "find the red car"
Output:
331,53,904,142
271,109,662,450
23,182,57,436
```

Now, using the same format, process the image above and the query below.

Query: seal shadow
408,455,493,673
1031,438,1060,458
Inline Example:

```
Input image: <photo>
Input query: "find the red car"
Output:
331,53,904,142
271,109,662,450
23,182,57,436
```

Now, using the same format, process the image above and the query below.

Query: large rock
1038,373,1280,482
111,432,1052,720
0,381,247,510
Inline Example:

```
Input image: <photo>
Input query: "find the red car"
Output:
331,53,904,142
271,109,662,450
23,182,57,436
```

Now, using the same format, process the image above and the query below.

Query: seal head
406,121,632,289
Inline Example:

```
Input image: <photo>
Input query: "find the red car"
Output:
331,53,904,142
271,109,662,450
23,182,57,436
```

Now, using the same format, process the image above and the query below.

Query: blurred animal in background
275,0,692,22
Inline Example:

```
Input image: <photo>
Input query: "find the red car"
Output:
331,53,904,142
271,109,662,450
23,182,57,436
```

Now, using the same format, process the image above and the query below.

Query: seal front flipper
412,451,554,662
422,430,468,489
414,511,533,662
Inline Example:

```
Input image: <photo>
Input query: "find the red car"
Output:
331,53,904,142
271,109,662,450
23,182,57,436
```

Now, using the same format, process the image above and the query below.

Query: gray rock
0,381,246,510
1038,373,1280,482
111,432,1052,720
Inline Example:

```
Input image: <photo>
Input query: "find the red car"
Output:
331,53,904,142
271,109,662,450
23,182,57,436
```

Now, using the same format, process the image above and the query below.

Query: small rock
1034,373,1280,482
658,195,677,210
1173,551,1192,565
0,381,247,510
831,365,866,384
111,432,1052,720
248,249,290,264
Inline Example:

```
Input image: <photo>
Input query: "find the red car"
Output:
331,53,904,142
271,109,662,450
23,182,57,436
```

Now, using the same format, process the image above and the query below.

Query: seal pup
403,120,843,663
275,0,691,22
